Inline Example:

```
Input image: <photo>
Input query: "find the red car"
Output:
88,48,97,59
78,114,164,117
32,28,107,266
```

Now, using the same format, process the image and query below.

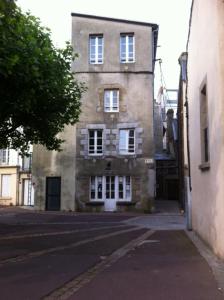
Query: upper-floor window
119,129,135,154
89,35,103,64
104,90,119,112
0,149,10,164
22,154,32,171
89,129,103,155
120,33,135,63
200,84,210,165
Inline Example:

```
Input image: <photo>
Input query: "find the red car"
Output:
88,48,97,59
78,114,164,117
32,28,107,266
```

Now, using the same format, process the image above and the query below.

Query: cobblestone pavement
0,208,223,300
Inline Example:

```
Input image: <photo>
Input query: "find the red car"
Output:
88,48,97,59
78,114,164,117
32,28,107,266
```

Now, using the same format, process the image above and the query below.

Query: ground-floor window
1,174,11,197
90,176,131,201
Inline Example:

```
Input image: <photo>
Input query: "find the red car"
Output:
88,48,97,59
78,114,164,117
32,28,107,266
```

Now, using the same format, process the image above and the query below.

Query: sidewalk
68,230,223,300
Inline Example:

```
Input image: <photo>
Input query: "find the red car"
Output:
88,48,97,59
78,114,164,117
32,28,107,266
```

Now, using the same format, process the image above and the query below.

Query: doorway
23,179,34,206
46,177,61,211
104,176,116,212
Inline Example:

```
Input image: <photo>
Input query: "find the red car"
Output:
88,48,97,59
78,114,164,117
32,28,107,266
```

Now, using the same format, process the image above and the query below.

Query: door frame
46,176,61,211
104,175,116,212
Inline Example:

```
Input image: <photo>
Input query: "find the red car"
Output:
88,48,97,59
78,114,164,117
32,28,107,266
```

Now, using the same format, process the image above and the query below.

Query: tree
0,0,86,153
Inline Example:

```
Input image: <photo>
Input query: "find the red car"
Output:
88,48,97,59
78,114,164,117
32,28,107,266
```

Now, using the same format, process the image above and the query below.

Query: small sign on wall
145,158,154,164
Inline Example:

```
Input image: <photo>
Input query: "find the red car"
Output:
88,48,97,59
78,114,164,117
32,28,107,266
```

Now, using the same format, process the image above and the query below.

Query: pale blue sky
17,0,191,93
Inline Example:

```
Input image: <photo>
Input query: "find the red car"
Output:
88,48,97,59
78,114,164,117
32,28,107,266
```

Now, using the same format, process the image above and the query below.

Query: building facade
32,14,158,212
0,149,33,207
184,0,224,258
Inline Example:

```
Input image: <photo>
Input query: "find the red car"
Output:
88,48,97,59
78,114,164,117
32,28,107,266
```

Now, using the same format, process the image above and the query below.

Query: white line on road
0,224,131,241
0,227,146,267
43,229,155,300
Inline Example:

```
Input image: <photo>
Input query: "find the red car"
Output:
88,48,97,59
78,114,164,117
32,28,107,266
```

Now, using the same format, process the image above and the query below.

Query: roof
71,13,158,30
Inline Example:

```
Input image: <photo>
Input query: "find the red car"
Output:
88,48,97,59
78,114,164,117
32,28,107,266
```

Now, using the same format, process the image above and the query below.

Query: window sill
89,62,104,65
120,61,135,64
198,162,210,171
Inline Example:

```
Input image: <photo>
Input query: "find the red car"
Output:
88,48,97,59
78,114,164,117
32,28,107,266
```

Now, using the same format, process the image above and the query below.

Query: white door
23,179,34,206
104,176,116,212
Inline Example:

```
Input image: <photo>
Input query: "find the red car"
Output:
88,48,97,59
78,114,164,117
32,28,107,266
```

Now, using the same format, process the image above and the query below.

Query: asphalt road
0,208,223,300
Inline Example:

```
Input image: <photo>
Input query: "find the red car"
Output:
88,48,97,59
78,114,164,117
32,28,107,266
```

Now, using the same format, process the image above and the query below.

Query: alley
0,208,223,300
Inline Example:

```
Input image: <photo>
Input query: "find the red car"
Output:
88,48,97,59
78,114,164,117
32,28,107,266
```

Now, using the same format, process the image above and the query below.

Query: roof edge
71,13,158,29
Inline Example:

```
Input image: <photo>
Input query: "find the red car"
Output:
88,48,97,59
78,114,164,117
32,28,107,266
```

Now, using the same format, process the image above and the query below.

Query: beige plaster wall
188,0,224,258
32,124,76,211
0,167,18,206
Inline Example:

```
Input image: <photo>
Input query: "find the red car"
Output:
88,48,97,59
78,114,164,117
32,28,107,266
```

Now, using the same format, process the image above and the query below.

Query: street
0,208,223,300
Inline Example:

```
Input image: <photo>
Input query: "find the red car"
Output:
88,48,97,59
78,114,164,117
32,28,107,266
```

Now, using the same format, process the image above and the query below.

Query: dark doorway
46,177,61,211
156,160,179,201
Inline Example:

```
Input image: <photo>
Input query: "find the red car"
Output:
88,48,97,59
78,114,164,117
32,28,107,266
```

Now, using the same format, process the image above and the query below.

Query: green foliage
0,0,86,153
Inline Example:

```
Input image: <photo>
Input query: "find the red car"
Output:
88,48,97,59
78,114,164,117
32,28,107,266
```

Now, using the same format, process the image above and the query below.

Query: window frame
104,89,119,113
89,34,104,64
90,175,131,202
90,176,103,201
88,129,103,156
120,33,135,63
118,176,131,201
119,129,135,155
1,174,11,197
0,149,10,164
199,83,210,169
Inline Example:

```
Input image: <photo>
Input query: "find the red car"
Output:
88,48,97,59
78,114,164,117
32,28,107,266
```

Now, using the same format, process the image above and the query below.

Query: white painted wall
188,0,224,258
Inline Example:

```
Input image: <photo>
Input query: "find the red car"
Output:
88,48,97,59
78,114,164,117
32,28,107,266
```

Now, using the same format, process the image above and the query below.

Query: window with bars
88,129,103,155
120,34,135,63
104,90,119,112
119,129,135,154
89,35,103,64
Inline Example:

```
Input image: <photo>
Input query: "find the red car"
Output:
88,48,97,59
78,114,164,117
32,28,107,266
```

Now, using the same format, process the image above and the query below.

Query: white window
89,129,103,155
120,34,135,63
104,90,119,112
90,176,103,200
90,176,131,201
1,175,11,197
118,176,131,200
0,149,10,164
89,35,103,64
119,129,135,154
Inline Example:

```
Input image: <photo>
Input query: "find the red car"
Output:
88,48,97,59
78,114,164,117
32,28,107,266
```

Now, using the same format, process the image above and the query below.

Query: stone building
180,0,224,259
32,14,158,212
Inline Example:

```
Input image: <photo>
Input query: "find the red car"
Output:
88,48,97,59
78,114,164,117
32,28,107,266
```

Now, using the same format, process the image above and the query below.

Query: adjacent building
0,149,33,207
32,14,158,212
181,0,224,259
154,88,180,204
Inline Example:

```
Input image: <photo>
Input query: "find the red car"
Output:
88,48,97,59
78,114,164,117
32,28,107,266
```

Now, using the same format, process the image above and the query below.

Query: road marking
137,240,160,246
43,229,155,300
0,224,131,240
2,221,128,226
0,227,146,267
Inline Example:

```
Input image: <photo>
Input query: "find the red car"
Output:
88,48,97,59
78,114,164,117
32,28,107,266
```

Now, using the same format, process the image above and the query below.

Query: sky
17,0,191,94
